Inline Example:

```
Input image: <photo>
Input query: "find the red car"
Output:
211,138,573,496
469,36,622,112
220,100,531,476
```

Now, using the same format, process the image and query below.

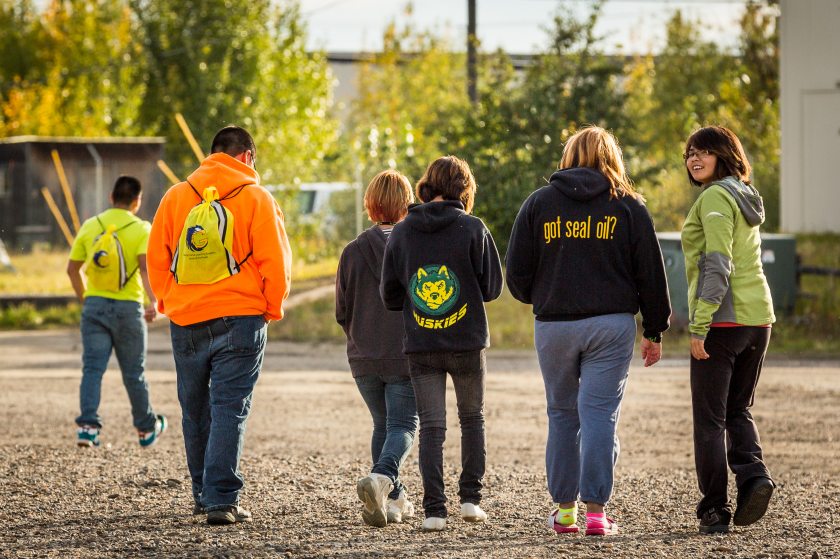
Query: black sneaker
193,503,205,515
207,505,253,525
699,508,731,534
734,477,774,526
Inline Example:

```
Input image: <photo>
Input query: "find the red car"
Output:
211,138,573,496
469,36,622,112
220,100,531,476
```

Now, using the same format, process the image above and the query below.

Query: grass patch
0,248,73,295
0,302,81,329
4,235,838,357
268,296,345,343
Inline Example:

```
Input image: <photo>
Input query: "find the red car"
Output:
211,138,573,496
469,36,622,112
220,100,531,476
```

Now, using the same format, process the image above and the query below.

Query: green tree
0,0,145,136
716,1,780,229
623,11,738,230
454,3,627,252
130,0,337,184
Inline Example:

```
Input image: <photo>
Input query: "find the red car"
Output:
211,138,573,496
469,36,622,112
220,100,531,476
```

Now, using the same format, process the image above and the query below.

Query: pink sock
586,512,607,526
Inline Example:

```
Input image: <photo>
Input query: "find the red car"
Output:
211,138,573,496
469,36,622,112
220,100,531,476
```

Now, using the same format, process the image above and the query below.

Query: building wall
0,140,165,248
780,0,840,232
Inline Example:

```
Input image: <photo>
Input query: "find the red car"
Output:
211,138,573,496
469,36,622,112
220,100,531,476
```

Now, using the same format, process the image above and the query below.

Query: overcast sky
297,0,751,54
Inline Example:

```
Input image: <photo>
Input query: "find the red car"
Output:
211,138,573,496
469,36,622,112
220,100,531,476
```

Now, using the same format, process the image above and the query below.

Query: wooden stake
175,113,205,163
156,160,181,186
41,187,75,247
50,150,81,233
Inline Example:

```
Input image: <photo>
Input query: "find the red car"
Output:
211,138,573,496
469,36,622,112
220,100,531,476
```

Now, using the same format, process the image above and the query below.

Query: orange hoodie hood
187,153,260,196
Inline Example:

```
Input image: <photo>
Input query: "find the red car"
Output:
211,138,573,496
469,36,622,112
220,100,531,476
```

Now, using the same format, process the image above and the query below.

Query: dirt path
0,329,838,558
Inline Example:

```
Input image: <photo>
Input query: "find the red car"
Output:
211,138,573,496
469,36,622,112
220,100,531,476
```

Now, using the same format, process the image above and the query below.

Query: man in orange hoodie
148,126,291,525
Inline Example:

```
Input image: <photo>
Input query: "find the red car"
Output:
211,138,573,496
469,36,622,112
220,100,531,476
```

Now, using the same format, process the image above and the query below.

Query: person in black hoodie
381,156,503,531
336,170,419,528
506,126,670,537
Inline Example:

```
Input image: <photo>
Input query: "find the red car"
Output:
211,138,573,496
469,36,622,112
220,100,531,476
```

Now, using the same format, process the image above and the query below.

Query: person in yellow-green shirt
66,176,167,449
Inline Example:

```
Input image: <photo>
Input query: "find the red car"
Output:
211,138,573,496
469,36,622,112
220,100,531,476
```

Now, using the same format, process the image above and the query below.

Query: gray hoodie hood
707,176,765,227
355,226,387,282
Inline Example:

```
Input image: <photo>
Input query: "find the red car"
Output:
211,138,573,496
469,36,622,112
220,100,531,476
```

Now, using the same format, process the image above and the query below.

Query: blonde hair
415,155,477,214
364,170,414,223
559,126,641,200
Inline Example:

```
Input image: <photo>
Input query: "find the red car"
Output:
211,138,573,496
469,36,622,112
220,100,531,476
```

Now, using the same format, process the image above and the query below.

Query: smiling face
685,147,718,184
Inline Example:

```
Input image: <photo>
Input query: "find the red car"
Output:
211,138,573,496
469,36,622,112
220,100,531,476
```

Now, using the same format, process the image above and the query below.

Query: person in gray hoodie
336,170,419,528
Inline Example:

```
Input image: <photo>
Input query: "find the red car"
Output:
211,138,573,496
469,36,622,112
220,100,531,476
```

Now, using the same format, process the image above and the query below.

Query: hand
640,338,661,367
143,304,157,323
690,337,710,360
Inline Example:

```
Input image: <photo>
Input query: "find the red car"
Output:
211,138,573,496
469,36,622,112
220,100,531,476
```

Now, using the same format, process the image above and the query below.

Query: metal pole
86,144,104,214
467,0,478,104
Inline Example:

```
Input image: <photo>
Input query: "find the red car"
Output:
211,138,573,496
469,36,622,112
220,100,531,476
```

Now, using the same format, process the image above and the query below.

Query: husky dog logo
186,225,209,252
92,250,110,268
410,265,460,316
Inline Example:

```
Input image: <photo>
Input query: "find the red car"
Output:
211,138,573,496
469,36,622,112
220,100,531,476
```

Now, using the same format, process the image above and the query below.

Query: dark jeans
77,296,156,432
170,315,266,511
408,350,486,518
355,374,418,500
691,326,772,516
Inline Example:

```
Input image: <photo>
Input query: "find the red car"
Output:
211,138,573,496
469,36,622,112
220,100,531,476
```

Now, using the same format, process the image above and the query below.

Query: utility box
657,232,797,327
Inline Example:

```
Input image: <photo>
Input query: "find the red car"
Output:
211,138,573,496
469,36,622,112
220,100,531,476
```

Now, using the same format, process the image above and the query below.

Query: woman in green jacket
681,126,775,535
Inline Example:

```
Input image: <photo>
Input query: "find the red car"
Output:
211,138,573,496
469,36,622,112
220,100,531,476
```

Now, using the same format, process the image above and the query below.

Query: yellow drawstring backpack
170,182,252,285
85,217,137,292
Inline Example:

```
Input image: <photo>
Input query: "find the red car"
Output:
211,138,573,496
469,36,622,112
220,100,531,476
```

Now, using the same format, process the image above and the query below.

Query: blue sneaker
77,425,100,448
138,414,167,448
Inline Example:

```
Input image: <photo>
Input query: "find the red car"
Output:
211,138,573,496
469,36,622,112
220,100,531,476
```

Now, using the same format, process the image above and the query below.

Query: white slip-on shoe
460,502,488,522
386,490,415,523
356,473,393,527
421,516,447,531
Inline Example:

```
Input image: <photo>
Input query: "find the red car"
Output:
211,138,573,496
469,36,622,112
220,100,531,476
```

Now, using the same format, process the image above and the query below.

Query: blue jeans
408,350,486,518
354,374,418,500
77,296,156,432
535,314,636,506
170,315,266,511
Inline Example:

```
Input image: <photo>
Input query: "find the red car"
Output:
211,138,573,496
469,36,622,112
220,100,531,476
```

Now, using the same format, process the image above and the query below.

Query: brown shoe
207,505,253,525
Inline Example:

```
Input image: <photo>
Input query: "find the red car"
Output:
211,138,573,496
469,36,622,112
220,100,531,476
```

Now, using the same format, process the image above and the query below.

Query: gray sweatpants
534,313,636,505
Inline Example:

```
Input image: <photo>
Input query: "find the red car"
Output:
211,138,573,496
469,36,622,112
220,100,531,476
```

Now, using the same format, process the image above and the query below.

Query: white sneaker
386,490,415,523
461,502,488,522
356,473,393,527
421,516,447,531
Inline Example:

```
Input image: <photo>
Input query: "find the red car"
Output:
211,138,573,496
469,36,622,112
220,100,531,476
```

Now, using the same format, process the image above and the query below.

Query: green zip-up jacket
681,176,775,339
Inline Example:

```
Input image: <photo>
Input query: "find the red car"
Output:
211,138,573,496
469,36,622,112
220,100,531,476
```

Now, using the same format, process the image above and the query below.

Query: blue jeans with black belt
169,315,266,512
76,296,157,432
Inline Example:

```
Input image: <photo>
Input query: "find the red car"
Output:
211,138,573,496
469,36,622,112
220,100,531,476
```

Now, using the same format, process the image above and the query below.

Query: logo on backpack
85,219,137,292
92,250,110,268
186,226,209,252
170,183,252,285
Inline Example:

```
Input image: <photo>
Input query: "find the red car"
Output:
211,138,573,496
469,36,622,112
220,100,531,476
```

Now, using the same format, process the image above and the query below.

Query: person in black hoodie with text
506,126,670,537
381,156,503,531
336,170,419,528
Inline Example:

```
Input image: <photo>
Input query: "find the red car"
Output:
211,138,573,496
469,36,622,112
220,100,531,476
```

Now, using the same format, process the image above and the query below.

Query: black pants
408,350,486,518
690,326,772,516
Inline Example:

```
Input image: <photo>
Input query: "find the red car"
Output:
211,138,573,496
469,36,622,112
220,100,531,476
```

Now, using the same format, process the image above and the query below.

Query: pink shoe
547,508,580,534
585,517,618,536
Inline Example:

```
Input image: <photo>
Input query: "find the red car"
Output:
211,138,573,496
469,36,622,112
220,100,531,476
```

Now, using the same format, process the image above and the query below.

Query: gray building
0,136,166,249
780,0,840,232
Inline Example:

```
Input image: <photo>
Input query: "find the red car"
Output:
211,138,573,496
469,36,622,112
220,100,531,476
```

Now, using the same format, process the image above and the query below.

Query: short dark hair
112,175,142,205
415,156,476,214
684,125,752,186
210,125,256,159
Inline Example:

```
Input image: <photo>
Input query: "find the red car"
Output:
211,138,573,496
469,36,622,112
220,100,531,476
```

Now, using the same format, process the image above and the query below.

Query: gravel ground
1,327,838,558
